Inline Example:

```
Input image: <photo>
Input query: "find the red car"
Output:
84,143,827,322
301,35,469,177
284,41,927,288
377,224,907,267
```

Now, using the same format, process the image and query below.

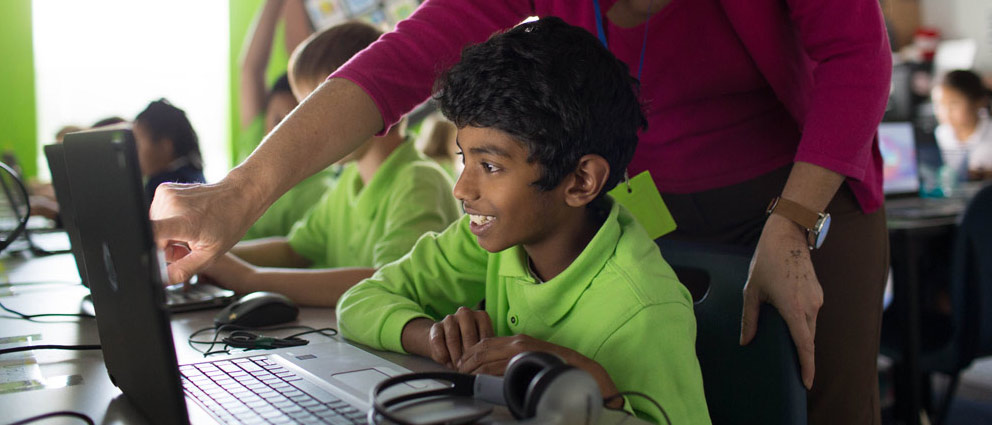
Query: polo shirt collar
498,200,621,326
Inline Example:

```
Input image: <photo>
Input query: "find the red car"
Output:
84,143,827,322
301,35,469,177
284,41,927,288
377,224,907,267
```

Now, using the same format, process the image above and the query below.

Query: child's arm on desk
201,253,372,307
230,237,311,268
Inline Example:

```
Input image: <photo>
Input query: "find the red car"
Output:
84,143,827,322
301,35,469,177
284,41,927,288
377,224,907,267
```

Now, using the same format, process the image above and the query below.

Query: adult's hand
151,78,386,284
151,179,264,284
739,162,843,391
740,213,823,390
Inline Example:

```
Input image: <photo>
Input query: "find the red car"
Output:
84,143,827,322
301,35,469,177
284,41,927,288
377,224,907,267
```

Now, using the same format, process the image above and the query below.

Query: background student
237,0,335,240
150,1,892,422
932,69,992,179
133,98,205,203
201,22,460,307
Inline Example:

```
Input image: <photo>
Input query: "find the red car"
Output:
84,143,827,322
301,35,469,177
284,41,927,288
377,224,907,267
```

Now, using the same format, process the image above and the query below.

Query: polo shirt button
510,316,517,325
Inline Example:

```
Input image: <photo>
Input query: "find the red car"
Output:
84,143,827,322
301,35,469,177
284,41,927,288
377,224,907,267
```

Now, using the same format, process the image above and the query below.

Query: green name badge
608,171,677,239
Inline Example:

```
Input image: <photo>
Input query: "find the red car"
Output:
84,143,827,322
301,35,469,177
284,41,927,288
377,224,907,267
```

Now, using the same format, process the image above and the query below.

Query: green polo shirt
337,201,711,424
287,141,459,268
242,170,336,240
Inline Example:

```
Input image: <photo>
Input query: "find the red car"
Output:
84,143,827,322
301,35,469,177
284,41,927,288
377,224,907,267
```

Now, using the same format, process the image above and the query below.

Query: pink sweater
331,0,891,213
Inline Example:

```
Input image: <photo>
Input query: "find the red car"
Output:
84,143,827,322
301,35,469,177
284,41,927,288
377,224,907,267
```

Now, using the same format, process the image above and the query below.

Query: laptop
878,122,967,219
45,139,236,312
60,127,495,425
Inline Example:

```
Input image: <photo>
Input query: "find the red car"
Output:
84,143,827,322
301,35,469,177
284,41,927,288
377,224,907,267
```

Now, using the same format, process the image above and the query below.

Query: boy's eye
481,162,499,173
456,150,464,164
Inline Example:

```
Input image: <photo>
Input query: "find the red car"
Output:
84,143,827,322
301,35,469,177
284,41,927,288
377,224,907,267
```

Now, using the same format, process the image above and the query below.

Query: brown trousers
661,166,889,425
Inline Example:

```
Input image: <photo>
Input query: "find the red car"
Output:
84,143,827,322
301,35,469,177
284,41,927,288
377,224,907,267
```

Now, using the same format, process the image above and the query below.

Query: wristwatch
766,197,831,250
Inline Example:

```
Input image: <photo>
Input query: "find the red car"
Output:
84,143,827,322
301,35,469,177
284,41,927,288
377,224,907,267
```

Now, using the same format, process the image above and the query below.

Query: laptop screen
878,122,919,196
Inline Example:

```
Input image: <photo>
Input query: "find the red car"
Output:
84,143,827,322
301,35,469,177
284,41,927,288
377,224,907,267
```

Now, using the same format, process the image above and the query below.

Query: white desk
0,252,448,425
0,251,644,425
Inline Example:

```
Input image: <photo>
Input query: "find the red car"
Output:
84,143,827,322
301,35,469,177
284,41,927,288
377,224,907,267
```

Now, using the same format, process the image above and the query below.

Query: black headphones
369,351,603,425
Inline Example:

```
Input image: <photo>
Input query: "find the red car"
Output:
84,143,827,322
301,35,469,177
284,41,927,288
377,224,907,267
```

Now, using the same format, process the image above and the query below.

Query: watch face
815,214,831,249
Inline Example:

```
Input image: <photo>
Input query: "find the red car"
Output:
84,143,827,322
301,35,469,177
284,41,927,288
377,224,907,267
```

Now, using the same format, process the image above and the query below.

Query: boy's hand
427,307,494,368
200,253,256,293
457,335,622,407
456,334,565,375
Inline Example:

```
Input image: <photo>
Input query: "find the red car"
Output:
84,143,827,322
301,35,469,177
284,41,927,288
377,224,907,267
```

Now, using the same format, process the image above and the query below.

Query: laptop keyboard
181,356,368,424
167,284,220,304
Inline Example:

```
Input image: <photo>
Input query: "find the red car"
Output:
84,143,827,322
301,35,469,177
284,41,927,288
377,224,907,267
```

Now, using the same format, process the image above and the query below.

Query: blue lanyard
592,0,651,81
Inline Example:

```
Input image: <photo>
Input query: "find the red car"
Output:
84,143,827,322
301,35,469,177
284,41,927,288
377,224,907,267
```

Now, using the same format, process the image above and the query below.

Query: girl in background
133,99,205,203
932,69,992,179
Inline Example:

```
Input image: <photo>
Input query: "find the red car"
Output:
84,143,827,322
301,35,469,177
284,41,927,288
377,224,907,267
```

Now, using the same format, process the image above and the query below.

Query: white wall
921,0,992,73
33,0,230,183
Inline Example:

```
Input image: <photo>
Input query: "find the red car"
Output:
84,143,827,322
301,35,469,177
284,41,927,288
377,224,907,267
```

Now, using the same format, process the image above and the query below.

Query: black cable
605,391,671,425
9,411,94,425
0,344,101,355
0,161,31,254
0,298,94,320
187,325,338,357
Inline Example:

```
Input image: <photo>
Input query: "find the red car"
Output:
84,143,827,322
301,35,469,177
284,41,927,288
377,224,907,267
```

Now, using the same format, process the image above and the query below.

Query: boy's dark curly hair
433,16,646,194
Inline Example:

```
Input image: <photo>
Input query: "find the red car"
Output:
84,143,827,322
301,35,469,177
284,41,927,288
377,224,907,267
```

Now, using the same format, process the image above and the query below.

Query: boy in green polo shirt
336,17,710,425
201,22,460,307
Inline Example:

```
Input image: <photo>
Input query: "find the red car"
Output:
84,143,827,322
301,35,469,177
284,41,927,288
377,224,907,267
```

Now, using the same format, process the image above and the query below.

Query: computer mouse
214,291,299,328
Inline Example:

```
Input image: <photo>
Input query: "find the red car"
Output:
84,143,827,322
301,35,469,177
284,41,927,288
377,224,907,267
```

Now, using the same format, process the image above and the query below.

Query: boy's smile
453,126,567,255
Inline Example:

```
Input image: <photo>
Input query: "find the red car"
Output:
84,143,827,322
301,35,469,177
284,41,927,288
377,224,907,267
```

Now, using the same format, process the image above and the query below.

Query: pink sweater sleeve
787,0,891,181
329,0,534,134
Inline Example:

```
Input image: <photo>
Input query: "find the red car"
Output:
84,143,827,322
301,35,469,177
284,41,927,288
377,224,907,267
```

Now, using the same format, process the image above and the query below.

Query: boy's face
453,126,568,253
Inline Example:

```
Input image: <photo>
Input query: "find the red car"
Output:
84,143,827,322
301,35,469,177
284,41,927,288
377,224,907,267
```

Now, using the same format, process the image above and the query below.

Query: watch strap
766,197,820,230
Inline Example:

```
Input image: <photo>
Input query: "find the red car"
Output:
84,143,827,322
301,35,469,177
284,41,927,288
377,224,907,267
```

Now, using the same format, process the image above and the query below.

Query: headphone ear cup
503,352,564,419
527,366,603,424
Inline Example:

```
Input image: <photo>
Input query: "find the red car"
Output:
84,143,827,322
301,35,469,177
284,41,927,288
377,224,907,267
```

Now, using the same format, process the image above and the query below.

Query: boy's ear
563,154,610,208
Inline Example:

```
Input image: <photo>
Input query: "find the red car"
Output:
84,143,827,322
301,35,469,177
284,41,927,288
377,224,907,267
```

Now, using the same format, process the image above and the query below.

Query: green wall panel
0,0,37,178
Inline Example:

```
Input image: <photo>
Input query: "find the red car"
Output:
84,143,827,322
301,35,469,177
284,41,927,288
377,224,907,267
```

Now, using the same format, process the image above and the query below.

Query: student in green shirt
336,17,710,425
202,22,460,307
236,0,333,240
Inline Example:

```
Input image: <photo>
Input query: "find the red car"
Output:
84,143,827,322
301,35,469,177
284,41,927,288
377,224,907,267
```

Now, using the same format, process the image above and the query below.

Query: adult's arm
739,0,891,390
239,0,283,128
152,79,382,284
151,0,530,284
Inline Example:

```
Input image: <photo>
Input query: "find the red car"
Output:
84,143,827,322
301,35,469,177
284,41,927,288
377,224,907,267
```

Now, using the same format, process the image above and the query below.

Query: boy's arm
593,304,710,425
203,253,371,307
281,0,313,55
456,334,621,404
336,217,488,353
239,0,283,127
230,237,312,268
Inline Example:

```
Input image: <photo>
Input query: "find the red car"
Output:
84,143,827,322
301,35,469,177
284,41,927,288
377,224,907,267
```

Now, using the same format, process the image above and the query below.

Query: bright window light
33,0,230,183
